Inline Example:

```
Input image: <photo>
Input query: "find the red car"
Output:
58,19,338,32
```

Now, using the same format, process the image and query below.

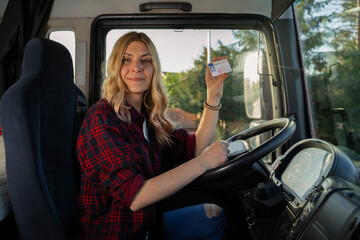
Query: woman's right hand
130,140,229,211
197,140,229,172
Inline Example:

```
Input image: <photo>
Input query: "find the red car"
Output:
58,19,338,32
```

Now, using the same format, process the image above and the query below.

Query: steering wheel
197,118,296,183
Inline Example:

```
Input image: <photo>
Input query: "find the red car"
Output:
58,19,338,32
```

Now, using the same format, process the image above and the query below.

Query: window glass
49,30,76,80
105,29,272,141
295,0,360,165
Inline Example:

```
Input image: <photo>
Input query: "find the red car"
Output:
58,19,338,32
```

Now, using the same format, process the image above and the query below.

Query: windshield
295,0,360,165
105,28,273,143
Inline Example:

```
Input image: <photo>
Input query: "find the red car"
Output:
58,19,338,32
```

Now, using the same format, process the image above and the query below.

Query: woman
77,31,229,239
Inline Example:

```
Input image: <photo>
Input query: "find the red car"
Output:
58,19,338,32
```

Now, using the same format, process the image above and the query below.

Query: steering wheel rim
197,118,296,182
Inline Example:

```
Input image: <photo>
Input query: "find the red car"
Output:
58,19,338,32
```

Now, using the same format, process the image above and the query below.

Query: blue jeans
164,204,227,240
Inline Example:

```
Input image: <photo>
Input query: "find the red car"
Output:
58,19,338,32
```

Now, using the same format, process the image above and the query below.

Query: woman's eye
123,58,130,63
142,59,152,63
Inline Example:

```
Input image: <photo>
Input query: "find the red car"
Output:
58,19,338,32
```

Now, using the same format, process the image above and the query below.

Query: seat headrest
22,38,73,81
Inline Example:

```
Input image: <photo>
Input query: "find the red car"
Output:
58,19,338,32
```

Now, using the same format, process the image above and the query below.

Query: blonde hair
102,31,174,147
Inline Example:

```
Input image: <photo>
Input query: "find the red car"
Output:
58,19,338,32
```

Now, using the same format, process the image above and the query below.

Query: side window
48,30,76,81
105,29,273,142
295,1,360,164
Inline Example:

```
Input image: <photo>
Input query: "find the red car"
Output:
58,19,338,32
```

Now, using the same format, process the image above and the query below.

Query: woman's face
120,41,154,98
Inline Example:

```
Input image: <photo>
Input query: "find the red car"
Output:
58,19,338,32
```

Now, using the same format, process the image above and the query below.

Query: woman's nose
132,60,142,72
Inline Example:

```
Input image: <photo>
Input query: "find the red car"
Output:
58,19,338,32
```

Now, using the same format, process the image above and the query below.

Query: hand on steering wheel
197,118,296,183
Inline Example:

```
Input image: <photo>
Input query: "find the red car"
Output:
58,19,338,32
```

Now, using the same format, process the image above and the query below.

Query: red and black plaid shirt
77,99,195,239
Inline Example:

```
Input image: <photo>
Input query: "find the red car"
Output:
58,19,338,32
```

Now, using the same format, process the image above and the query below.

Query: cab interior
1,0,360,239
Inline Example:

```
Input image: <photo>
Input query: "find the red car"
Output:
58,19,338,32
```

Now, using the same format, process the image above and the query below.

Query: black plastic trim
139,2,192,12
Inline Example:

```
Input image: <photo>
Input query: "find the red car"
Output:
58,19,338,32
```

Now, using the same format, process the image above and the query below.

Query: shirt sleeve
163,128,196,166
77,113,145,208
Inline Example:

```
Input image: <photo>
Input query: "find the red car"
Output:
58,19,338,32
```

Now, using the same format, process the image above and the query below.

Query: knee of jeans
204,203,223,219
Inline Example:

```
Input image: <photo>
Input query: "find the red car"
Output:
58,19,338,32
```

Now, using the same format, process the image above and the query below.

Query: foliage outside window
295,0,360,164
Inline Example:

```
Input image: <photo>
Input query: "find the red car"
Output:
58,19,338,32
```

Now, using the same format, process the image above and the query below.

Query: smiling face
120,41,154,101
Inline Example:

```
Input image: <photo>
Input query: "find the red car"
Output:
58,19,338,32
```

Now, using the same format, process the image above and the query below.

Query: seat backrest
0,38,87,240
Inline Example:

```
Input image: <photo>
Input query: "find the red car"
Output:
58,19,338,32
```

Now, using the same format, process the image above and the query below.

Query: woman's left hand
206,56,229,106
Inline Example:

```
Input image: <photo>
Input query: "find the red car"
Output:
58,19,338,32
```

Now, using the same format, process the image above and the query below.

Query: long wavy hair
102,31,174,147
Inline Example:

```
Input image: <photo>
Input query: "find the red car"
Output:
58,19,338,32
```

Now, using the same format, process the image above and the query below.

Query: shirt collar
129,106,145,123
102,98,145,123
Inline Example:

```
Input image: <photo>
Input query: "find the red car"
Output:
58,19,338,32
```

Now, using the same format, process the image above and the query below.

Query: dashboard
280,147,332,201
241,138,360,240
271,139,359,207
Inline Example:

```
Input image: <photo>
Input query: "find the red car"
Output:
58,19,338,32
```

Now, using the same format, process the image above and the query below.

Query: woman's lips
127,77,144,81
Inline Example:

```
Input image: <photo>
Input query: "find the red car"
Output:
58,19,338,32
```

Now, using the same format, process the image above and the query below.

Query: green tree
163,28,272,139
163,34,256,139
295,0,360,154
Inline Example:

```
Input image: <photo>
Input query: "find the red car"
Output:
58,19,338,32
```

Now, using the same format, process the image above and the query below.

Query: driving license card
208,58,232,77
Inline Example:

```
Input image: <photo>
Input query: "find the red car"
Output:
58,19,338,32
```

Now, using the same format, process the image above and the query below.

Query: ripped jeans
164,204,227,240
